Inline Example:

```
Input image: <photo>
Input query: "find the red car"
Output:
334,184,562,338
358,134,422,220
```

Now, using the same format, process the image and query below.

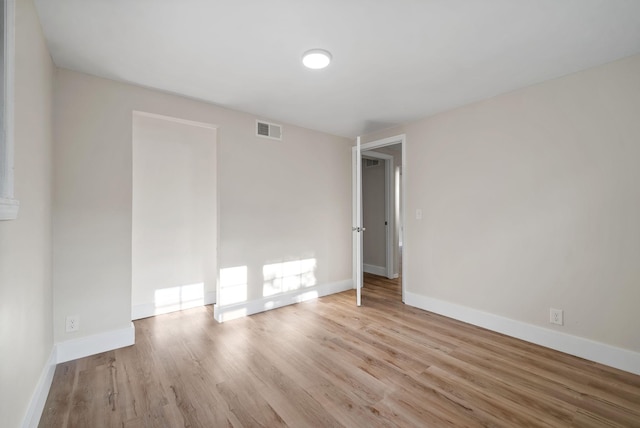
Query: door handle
352,227,366,232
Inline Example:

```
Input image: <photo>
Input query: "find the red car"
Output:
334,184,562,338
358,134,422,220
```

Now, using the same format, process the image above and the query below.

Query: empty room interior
2,0,640,426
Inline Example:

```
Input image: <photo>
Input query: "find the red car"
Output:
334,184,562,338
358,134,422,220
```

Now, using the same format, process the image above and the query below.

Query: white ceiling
34,0,640,138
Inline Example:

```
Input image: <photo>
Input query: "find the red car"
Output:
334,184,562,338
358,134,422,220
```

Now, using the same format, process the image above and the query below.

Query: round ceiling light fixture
302,49,332,69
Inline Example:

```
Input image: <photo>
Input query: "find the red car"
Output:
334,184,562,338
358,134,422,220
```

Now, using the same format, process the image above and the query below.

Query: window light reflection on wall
263,258,317,297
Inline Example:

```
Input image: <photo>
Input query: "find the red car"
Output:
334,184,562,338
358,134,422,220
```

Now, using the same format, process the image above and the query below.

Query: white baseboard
363,263,386,277
131,291,217,320
21,347,57,428
214,279,353,322
56,323,135,364
131,302,157,320
205,290,216,306
405,291,640,375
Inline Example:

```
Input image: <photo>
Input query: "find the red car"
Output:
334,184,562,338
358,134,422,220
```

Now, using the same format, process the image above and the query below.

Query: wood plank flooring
40,274,640,427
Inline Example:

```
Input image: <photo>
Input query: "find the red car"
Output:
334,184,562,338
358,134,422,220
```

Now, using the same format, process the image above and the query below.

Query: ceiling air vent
364,159,380,168
256,120,282,140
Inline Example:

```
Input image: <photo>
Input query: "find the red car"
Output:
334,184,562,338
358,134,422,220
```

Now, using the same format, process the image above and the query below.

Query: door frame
352,134,406,302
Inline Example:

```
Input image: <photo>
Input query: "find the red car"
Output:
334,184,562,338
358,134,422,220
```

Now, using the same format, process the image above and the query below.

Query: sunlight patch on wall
219,265,248,305
263,258,317,297
154,282,204,315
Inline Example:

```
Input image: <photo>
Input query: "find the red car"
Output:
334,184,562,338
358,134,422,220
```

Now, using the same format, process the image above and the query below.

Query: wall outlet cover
65,315,79,332
550,308,563,325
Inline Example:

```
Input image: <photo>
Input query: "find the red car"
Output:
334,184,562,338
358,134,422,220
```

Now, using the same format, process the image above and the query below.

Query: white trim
352,139,360,305
0,0,18,219
56,323,135,364
131,301,203,320
205,290,216,306
0,196,19,220
363,263,387,277
355,136,362,307
405,291,640,375
360,134,406,151
21,347,57,428
131,303,154,321
131,290,217,320
214,279,353,322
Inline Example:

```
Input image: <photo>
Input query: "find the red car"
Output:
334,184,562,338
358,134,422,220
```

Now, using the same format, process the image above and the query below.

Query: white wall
132,113,217,319
364,54,640,361
0,0,54,426
362,159,386,271
53,68,352,342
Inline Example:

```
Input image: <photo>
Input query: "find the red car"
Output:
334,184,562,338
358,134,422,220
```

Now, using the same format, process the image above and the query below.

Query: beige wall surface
365,54,640,352
0,0,54,426
53,68,352,341
132,114,217,315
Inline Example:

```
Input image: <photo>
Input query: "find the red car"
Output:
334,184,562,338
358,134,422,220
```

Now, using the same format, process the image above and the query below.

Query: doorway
353,134,406,304
362,150,395,278
131,111,218,320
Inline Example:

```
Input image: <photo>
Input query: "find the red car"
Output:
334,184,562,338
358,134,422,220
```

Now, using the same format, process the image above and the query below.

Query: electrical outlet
549,308,563,325
65,315,79,332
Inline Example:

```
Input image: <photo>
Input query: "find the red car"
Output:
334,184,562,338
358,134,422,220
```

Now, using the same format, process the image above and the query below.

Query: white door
352,136,363,306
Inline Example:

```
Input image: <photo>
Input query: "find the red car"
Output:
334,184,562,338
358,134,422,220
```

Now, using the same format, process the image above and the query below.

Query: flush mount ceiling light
302,49,332,69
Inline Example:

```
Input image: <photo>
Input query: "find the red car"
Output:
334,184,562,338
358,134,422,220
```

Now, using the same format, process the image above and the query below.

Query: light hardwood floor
40,274,640,427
